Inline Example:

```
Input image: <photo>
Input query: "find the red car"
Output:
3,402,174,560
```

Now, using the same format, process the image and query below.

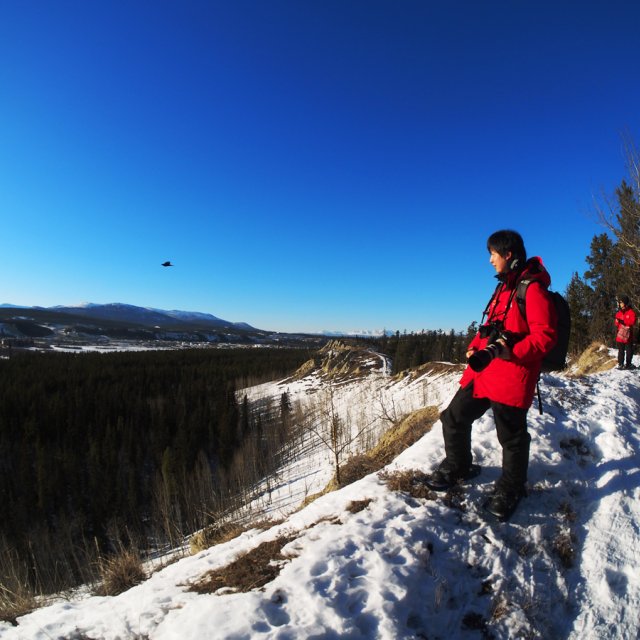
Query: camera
468,322,520,373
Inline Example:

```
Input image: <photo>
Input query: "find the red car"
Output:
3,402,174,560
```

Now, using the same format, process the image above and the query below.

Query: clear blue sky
1,1,638,333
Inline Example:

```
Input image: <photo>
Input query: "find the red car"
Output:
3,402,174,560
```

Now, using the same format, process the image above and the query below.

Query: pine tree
613,179,640,306
564,272,594,354
583,233,621,342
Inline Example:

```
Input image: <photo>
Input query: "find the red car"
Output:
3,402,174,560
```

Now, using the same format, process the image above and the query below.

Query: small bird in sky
161,261,173,267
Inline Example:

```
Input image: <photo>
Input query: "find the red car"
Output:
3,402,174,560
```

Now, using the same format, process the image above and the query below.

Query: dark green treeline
0,347,310,590
370,328,474,372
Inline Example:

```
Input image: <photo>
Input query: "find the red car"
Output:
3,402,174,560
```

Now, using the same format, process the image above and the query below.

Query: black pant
618,342,634,367
440,382,530,492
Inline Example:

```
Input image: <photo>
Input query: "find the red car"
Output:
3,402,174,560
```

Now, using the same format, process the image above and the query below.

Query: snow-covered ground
2,351,640,639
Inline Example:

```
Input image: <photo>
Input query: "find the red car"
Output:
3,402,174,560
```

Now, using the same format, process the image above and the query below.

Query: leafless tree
594,134,640,297
305,376,376,486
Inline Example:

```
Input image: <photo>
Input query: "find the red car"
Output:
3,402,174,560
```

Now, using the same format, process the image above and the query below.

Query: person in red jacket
615,296,636,370
426,230,558,521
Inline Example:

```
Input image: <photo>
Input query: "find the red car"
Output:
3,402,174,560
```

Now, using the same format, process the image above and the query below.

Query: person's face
489,249,512,274
619,300,627,309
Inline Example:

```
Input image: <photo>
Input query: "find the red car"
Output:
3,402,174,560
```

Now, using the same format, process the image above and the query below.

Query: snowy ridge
2,354,640,639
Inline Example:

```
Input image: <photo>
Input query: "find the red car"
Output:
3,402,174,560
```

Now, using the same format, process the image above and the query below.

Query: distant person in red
615,296,636,370
425,230,558,521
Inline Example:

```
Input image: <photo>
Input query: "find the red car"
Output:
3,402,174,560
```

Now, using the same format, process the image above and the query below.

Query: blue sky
1,1,638,334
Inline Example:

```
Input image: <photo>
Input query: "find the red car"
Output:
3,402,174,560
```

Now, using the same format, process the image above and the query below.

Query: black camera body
468,321,521,373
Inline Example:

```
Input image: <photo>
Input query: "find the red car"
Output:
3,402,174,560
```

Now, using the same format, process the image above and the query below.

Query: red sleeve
628,309,637,326
511,283,558,364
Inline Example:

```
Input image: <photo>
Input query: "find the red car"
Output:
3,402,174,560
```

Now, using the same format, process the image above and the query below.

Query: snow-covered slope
2,352,639,639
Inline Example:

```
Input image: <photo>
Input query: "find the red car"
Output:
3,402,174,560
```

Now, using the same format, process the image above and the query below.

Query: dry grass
331,454,380,489
191,533,298,594
189,522,249,555
379,469,436,501
490,595,511,621
552,527,577,569
567,341,617,378
0,583,39,625
558,501,577,523
95,548,146,597
370,406,440,467
345,498,373,514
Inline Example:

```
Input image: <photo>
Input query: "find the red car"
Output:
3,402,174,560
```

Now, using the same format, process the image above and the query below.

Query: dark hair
487,229,527,270
619,295,630,306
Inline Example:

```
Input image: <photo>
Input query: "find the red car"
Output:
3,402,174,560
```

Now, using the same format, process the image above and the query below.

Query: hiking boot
483,486,525,521
625,364,636,370
425,462,481,492
617,364,625,370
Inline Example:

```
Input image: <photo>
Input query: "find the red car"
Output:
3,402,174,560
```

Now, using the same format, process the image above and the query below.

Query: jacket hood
497,256,551,289
520,256,551,288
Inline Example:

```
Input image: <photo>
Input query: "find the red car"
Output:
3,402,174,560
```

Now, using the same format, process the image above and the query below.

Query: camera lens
468,343,501,372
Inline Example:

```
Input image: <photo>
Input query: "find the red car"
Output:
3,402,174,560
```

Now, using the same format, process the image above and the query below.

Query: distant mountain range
0,302,287,348
0,303,391,343
55,302,257,331
0,302,256,332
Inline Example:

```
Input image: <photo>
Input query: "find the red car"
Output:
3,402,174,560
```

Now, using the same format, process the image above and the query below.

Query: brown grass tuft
0,583,39,625
334,454,381,488
191,533,298,594
95,548,146,597
567,341,617,378
190,522,248,555
379,469,437,501
371,406,440,467
345,498,373,514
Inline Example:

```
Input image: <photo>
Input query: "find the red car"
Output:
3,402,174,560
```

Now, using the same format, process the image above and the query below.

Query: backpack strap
515,277,548,415
515,278,532,326
481,282,504,325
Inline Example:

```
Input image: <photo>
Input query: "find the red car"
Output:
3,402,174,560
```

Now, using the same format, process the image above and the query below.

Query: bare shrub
335,406,440,488
191,533,298,594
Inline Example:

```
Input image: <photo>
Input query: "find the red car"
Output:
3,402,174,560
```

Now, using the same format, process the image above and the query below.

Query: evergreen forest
0,348,312,594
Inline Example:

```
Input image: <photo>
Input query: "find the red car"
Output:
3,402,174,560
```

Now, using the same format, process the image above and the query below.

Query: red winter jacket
459,257,558,409
615,307,636,344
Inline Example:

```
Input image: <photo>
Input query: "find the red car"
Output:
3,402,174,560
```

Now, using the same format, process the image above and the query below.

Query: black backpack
515,279,571,372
